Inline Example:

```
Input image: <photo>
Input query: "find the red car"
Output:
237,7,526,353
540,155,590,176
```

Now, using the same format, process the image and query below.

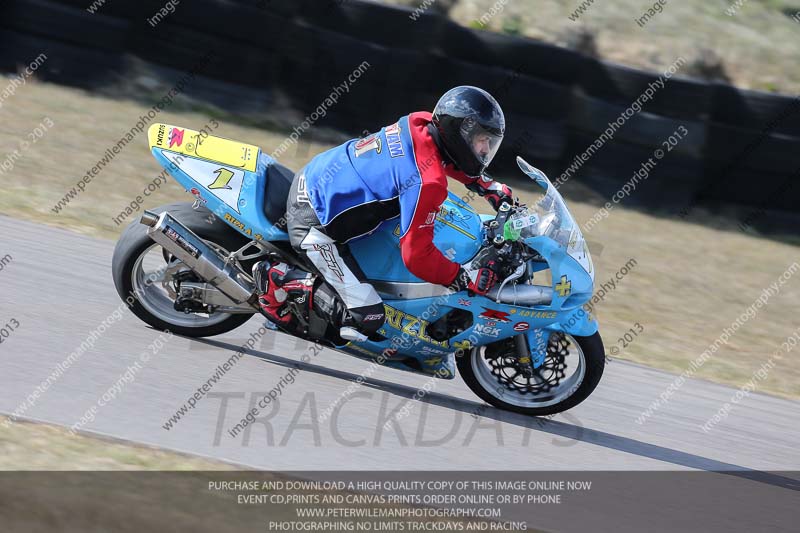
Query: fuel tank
349,192,483,282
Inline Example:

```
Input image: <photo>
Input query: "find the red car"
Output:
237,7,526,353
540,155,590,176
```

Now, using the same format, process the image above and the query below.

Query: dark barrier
4,0,130,51
579,60,715,120
0,29,122,88
1,0,798,215
712,84,800,137
568,92,706,157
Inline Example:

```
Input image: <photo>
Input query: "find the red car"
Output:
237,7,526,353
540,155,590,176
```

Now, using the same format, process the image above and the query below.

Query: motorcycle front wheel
457,331,605,417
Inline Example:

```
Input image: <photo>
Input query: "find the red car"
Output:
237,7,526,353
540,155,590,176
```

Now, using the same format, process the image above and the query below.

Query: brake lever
495,263,526,303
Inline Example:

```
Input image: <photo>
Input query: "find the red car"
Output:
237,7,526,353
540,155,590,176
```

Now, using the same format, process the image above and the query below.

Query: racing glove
449,266,498,296
465,173,515,212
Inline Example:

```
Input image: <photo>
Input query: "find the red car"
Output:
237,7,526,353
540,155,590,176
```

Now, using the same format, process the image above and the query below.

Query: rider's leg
285,170,385,337
297,227,385,337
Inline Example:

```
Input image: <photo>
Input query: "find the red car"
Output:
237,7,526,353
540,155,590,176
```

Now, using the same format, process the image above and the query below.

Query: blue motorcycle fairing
151,147,290,242
334,281,597,379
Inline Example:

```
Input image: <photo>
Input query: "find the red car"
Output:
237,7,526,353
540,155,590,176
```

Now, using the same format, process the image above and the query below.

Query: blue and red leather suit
302,111,503,287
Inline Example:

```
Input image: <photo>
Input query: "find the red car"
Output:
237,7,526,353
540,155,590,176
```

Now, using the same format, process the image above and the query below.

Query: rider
256,86,514,339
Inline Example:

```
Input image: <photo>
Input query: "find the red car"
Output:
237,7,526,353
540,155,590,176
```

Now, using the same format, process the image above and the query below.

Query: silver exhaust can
140,210,256,305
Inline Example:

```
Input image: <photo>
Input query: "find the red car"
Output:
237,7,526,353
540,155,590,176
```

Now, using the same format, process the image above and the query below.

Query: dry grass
0,77,335,240
1,77,798,400
0,416,235,470
386,0,800,94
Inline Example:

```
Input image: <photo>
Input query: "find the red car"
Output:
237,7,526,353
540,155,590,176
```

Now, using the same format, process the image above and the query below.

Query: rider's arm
398,179,460,286
444,164,476,185
399,112,462,286
445,164,514,211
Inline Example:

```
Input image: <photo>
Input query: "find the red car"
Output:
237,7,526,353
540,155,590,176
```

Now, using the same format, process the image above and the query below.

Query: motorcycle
111,123,605,416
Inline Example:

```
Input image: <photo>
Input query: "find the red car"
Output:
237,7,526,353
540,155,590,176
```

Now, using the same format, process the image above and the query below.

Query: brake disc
484,333,569,395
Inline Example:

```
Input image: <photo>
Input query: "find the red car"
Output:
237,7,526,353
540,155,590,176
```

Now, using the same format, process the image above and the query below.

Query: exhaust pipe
140,210,256,305
487,284,553,306
371,280,553,306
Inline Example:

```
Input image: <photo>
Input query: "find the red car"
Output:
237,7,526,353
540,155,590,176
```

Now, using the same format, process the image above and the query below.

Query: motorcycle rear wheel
111,202,257,337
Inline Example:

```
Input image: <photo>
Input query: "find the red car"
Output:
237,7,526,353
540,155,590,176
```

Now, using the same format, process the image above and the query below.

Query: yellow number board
148,123,258,173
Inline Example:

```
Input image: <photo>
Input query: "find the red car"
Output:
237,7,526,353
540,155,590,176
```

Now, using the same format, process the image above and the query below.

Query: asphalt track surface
0,215,798,530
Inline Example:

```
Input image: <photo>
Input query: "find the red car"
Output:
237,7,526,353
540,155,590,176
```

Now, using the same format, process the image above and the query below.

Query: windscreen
505,159,594,279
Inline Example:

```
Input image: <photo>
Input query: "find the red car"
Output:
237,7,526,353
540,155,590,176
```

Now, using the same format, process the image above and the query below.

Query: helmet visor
460,117,503,172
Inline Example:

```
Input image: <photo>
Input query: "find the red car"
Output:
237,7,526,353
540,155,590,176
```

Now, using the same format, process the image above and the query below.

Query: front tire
111,202,256,337
457,331,605,417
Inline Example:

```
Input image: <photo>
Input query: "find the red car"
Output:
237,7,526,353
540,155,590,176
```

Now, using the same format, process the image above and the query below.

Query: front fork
513,305,597,372
514,334,535,377
513,328,552,376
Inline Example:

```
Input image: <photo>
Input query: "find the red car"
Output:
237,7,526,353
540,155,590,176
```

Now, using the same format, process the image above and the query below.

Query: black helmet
431,86,505,177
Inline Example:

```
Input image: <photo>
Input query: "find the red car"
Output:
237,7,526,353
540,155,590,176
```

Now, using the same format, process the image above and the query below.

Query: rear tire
457,331,605,417
111,202,256,337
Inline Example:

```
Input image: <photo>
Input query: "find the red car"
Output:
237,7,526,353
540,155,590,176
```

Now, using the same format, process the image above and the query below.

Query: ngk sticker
475,323,501,337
